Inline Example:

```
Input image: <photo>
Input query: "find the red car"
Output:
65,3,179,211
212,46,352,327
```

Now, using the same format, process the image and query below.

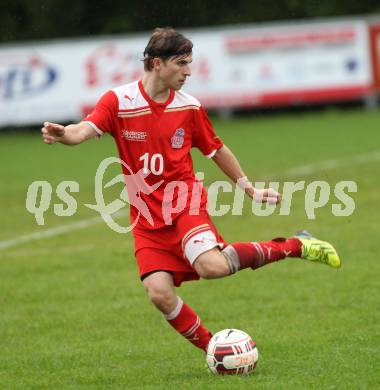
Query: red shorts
133,211,227,287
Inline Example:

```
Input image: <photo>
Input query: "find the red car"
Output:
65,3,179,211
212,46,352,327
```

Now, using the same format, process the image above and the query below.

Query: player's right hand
41,122,65,144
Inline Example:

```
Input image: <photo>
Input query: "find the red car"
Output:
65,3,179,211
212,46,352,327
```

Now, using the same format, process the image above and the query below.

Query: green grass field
1,108,380,389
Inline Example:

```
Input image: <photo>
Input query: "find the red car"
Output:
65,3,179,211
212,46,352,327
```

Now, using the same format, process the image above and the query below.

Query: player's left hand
252,187,281,205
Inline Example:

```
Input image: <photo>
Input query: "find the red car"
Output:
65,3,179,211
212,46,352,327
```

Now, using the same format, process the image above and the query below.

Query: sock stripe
182,316,200,338
182,316,201,338
254,242,266,266
252,242,264,264
164,297,184,320
257,244,266,261
251,243,261,261
166,302,211,352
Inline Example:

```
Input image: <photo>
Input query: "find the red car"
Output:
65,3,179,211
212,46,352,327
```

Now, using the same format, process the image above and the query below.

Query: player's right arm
41,121,97,145
42,90,118,145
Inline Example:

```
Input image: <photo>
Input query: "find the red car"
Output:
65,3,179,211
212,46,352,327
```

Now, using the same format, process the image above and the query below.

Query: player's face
159,54,192,90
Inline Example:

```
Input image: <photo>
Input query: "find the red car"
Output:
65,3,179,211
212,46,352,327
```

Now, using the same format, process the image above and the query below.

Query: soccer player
41,27,341,353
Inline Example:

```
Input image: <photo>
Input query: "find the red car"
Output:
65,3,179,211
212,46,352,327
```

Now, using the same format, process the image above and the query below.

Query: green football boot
295,230,341,269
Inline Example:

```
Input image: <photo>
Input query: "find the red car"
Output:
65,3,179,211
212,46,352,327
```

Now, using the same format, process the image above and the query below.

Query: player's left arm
212,145,281,204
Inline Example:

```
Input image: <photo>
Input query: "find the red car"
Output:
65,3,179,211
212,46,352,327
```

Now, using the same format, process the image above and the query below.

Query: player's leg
142,271,177,313
180,213,305,279
192,248,230,279
222,236,304,273
186,225,304,279
142,271,212,351
189,233,340,279
222,232,340,273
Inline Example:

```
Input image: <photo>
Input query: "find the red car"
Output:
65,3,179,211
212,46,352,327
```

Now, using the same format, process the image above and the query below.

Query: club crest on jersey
171,128,185,149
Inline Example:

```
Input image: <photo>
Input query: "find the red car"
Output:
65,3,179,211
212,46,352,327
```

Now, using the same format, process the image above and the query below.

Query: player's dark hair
143,27,193,71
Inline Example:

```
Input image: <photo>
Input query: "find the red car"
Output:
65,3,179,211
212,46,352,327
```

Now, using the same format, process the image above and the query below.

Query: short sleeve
192,106,223,158
82,90,118,136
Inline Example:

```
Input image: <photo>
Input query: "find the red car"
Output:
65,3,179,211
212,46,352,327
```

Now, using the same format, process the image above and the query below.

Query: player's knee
145,284,177,313
142,271,177,313
194,250,230,279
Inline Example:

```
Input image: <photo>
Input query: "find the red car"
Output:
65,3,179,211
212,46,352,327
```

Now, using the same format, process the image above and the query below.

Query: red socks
231,237,302,270
163,239,303,351
165,298,211,352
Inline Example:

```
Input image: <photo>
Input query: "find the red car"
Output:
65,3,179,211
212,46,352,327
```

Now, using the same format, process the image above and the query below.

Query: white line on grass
0,211,128,251
1,149,379,252
282,149,380,177
6,243,95,257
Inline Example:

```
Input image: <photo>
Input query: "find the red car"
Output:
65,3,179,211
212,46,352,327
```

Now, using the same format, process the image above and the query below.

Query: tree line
1,0,380,43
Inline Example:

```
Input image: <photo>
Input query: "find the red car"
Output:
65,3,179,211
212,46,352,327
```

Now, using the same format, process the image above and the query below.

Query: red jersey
84,80,223,230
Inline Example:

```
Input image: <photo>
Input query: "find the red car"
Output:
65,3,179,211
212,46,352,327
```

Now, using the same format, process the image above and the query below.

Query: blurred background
1,0,380,127
2,0,380,40
1,2,380,388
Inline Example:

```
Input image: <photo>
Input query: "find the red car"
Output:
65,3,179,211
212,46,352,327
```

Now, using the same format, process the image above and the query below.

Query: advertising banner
0,19,375,127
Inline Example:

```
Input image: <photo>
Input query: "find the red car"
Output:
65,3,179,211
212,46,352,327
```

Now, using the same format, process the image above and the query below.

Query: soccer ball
206,329,259,375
